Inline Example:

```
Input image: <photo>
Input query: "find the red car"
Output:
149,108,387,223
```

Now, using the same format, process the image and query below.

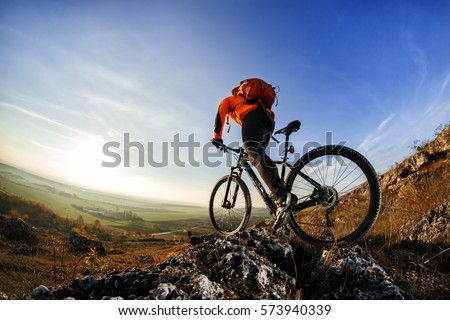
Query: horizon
1,0,450,206
0,160,205,208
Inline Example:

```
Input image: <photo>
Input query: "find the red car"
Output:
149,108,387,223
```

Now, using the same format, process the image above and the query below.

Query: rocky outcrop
400,201,450,246
67,231,105,255
33,227,406,300
0,216,38,244
34,227,296,300
303,246,406,299
9,244,47,256
380,124,450,192
136,255,155,263
32,285,52,300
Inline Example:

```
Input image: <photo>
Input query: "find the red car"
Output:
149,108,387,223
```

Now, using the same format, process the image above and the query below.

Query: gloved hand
211,138,224,149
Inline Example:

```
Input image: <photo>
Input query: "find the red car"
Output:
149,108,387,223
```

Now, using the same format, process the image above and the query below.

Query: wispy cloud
8,89,94,118
77,92,134,113
442,74,450,92
401,29,428,88
28,139,69,154
0,100,102,141
356,113,404,173
77,61,144,94
377,113,396,131
358,113,396,152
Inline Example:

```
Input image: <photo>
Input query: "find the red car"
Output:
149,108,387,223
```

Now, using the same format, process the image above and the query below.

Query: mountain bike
209,120,381,247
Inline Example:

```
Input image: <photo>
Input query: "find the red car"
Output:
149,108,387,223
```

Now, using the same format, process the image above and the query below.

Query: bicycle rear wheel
209,175,252,235
285,145,381,247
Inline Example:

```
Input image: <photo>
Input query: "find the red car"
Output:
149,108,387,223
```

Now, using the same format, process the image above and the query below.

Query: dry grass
0,194,192,298
0,234,188,298
368,161,450,249
0,204,189,299
361,129,450,299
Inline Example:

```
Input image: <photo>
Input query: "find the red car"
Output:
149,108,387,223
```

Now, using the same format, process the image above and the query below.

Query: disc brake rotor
320,185,339,209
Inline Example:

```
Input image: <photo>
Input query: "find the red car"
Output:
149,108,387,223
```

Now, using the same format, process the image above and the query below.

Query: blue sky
1,0,449,205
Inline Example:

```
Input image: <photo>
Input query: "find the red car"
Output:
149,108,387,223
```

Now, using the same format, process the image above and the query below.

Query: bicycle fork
221,166,243,209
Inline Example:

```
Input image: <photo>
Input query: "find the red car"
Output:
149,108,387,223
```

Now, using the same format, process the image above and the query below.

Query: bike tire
209,175,252,236
285,145,381,247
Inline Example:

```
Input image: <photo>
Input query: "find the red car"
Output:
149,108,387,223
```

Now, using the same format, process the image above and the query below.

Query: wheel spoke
286,146,381,247
210,176,250,235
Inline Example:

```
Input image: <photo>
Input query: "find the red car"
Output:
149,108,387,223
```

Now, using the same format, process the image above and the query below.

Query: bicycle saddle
274,120,301,136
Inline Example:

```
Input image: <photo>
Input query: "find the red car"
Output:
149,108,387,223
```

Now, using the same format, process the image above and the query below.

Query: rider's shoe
273,193,298,230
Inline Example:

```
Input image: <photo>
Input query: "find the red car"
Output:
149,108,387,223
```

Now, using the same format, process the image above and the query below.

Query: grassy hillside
0,193,193,298
362,124,450,299
0,163,217,234
368,124,449,247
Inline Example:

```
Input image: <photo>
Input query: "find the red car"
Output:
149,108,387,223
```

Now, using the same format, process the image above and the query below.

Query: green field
0,163,209,228
0,163,269,236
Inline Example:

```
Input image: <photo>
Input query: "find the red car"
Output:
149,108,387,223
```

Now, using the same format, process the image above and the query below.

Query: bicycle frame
221,133,323,216
222,146,277,215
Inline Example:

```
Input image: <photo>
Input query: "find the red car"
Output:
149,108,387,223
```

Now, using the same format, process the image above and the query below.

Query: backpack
231,78,277,108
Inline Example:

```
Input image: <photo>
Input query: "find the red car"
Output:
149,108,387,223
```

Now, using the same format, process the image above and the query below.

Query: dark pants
241,107,286,200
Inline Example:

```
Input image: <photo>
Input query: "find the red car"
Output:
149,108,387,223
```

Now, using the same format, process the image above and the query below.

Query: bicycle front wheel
285,145,381,247
209,175,252,236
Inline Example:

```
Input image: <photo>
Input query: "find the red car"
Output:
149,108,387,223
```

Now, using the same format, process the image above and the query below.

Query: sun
62,137,163,199
64,138,111,188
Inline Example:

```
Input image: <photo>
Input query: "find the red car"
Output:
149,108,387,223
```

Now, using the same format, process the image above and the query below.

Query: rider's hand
211,138,224,149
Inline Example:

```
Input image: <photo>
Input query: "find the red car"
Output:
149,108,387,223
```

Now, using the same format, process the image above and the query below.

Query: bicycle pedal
272,211,289,231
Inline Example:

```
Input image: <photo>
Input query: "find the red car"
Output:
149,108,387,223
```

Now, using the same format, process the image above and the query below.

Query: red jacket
213,95,275,140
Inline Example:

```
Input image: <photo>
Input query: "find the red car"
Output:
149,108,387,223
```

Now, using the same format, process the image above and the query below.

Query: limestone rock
305,245,405,299
400,201,450,246
0,216,38,244
67,231,105,254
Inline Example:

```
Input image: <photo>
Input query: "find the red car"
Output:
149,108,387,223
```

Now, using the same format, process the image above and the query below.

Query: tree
76,215,85,230
92,219,101,231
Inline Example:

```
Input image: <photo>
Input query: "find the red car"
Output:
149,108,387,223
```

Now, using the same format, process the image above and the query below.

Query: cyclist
211,79,297,226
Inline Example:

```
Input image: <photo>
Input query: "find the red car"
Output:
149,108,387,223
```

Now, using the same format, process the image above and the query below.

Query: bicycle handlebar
218,143,243,154
213,119,301,154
